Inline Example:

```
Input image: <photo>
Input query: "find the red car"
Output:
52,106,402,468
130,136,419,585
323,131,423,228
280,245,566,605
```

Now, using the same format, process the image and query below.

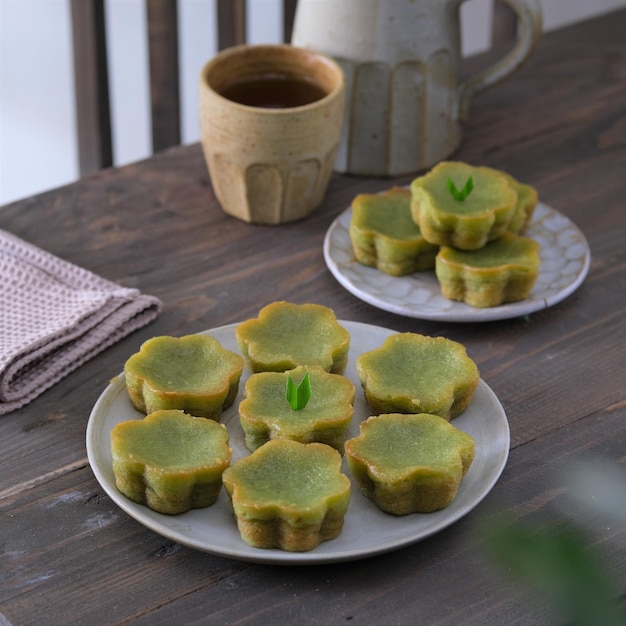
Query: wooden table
2,10,625,625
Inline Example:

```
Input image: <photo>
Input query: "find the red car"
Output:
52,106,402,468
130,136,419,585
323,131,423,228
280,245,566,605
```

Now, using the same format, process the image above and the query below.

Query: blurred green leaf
487,520,625,626
447,176,474,201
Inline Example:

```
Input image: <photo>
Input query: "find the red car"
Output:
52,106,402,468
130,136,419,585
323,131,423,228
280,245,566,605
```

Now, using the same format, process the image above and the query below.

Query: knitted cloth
0,229,162,415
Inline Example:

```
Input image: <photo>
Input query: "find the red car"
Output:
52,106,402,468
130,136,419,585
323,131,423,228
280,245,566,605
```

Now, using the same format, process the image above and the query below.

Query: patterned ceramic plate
87,321,509,565
323,203,590,322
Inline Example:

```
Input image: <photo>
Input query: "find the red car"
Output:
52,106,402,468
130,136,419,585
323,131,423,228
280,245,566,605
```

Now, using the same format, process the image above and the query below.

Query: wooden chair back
70,0,297,176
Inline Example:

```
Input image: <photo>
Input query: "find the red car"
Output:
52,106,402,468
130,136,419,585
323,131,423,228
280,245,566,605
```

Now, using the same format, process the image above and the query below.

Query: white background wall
1,0,625,206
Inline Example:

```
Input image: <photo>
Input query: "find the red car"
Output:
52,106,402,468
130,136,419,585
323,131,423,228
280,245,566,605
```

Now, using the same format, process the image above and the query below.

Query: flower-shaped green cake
345,413,475,514
124,334,244,420
349,187,439,276
498,171,538,234
239,365,355,452
222,439,351,551
235,302,350,374
356,333,479,420
111,409,232,515
436,232,540,308
410,161,518,250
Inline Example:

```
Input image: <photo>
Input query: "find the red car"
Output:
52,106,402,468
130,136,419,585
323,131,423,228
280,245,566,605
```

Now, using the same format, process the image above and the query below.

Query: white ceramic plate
86,321,510,565
323,203,590,322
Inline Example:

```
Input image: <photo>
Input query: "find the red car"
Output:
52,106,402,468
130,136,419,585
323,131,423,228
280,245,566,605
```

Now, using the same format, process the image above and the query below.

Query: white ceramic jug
291,0,542,176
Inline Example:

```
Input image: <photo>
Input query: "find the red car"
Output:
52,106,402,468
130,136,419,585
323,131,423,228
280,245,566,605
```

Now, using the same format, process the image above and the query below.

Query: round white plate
323,203,590,322
87,321,510,565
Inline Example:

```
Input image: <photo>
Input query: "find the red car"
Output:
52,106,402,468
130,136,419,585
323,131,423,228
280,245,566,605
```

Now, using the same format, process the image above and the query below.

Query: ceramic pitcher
291,0,542,176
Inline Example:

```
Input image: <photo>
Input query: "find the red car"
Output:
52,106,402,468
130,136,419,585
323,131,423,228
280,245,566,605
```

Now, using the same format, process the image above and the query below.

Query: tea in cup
199,44,345,224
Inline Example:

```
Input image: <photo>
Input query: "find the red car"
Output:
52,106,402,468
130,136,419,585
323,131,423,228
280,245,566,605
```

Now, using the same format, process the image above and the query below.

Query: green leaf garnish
447,176,474,201
286,371,311,410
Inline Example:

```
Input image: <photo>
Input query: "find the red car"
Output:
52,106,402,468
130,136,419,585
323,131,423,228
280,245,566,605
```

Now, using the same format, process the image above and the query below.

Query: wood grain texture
1,10,625,626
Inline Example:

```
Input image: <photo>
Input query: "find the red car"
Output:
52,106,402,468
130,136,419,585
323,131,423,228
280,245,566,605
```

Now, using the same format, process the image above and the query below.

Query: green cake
499,172,538,234
349,187,439,276
222,439,351,551
410,161,518,250
345,413,475,514
111,409,232,515
239,365,355,452
436,232,540,307
235,301,350,374
124,334,244,420
356,332,479,421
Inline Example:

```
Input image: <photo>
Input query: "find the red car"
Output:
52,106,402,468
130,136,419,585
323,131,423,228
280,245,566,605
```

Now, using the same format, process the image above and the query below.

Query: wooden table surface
1,10,625,625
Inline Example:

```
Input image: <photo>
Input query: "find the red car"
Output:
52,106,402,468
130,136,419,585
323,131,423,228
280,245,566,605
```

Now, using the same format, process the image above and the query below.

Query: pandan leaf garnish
447,176,474,201
286,371,311,410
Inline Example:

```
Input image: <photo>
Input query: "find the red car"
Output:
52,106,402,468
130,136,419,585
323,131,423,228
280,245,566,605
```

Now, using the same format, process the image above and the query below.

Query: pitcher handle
455,0,542,122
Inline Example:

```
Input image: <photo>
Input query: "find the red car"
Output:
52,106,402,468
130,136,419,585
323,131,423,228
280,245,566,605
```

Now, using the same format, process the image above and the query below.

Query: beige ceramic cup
199,44,345,224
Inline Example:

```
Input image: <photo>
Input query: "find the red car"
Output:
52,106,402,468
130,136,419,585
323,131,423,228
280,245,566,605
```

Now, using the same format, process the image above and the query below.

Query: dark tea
219,73,328,108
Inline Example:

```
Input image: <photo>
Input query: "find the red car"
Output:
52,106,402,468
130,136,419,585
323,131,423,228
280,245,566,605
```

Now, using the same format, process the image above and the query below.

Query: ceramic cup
199,44,345,224
292,0,542,176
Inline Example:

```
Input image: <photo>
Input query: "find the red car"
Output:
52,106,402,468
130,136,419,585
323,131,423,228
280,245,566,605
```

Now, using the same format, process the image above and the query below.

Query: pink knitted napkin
0,229,162,415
